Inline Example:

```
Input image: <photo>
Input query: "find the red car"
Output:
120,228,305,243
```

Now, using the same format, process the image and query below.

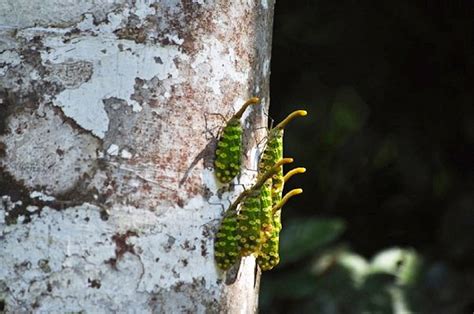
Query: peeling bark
0,1,275,312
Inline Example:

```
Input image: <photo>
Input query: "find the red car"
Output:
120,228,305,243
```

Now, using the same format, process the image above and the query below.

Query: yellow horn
283,167,306,183
272,188,303,213
234,97,261,119
275,110,307,130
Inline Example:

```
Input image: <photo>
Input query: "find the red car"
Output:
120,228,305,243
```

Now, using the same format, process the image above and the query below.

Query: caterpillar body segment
259,179,274,241
215,118,242,183
257,210,281,271
237,189,262,256
257,188,303,271
271,166,284,207
214,211,240,271
257,180,281,271
258,128,283,174
214,97,261,184
258,128,284,206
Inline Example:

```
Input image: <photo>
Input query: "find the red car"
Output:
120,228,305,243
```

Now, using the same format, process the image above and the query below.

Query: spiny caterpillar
214,158,293,271
214,97,261,184
258,110,307,206
257,188,303,271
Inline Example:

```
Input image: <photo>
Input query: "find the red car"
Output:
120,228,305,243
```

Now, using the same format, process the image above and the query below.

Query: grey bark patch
0,1,119,29
0,164,101,225
46,60,94,89
179,138,217,187
114,27,148,44
149,277,222,313
163,235,176,253
225,261,242,286
0,36,66,135
102,97,129,110
0,104,100,194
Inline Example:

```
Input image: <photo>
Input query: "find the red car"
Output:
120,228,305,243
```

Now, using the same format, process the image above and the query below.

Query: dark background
260,1,474,313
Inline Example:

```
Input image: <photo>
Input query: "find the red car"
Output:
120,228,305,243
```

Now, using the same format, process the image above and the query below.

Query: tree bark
0,1,275,312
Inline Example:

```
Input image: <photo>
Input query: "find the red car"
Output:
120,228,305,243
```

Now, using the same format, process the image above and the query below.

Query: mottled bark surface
0,1,274,312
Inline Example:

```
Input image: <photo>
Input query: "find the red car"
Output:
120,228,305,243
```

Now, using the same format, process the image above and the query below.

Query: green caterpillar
257,188,303,271
214,158,293,270
258,110,307,206
236,158,293,256
214,97,260,184
257,167,305,271
214,210,239,270
237,188,262,256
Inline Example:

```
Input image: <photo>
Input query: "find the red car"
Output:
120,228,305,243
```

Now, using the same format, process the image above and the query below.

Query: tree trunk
0,1,275,312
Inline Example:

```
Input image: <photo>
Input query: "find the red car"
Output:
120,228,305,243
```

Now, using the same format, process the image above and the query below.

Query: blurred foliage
279,218,345,266
261,244,474,314
263,0,474,313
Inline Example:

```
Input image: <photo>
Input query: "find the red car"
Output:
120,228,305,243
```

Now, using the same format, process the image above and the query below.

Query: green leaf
279,218,345,266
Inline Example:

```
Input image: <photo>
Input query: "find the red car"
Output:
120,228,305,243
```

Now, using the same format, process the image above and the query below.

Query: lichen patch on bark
0,0,119,30
40,35,184,138
0,105,100,194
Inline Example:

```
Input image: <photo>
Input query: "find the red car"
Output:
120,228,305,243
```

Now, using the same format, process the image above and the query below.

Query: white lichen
30,191,56,202
107,144,120,156
40,36,184,138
